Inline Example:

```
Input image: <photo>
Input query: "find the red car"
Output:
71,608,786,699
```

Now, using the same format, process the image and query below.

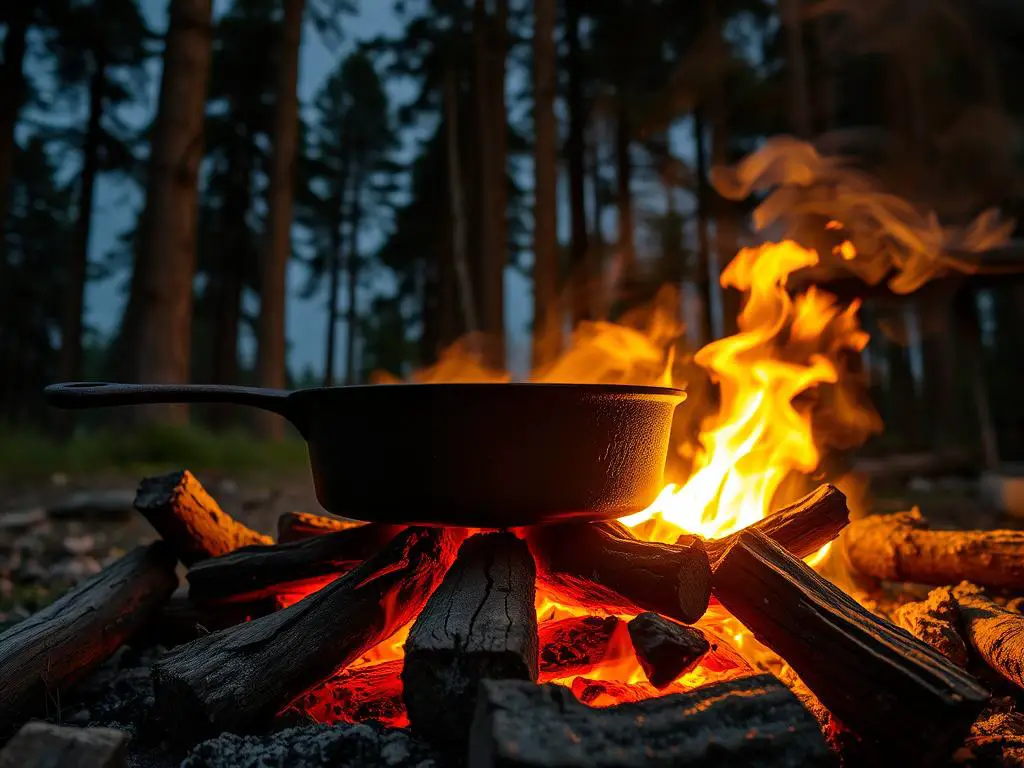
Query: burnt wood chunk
528,522,711,623
537,616,623,682
715,529,990,764
153,527,458,741
0,543,177,735
403,532,538,753
469,674,833,768
140,587,277,648
134,470,271,564
627,612,711,688
680,484,849,568
892,587,970,667
953,583,1024,691
844,510,1024,590
286,659,406,728
277,511,361,542
186,523,404,603
0,722,128,768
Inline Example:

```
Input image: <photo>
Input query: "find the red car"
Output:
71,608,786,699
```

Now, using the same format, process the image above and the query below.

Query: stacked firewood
0,468,1019,767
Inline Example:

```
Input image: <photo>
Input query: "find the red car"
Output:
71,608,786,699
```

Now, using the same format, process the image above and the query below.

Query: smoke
710,136,1015,293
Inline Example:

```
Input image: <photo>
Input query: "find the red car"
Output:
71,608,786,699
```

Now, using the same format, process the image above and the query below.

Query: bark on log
286,659,406,728
135,470,271,564
469,674,833,768
681,484,849,568
844,510,1024,590
403,532,538,753
186,523,403,603
152,526,458,741
528,522,711,623
537,616,624,682
627,612,710,688
715,529,990,763
953,583,1024,691
0,722,128,768
277,511,361,542
892,587,970,667
0,543,177,734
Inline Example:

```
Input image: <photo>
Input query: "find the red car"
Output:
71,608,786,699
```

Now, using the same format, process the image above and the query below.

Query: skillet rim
288,381,686,401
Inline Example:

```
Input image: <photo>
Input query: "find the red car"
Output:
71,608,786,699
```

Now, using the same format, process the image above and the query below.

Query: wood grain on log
844,510,1024,590
537,616,624,682
187,523,403,603
403,532,538,753
528,522,711,623
892,587,970,667
715,529,990,763
0,722,128,768
953,582,1024,691
469,674,833,768
681,483,849,568
152,526,458,741
0,543,177,734
627,612,710,688
134,470,271,564
276,511,361,542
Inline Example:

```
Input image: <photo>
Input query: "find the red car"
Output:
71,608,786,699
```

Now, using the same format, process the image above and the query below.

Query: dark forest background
2,0,1024,471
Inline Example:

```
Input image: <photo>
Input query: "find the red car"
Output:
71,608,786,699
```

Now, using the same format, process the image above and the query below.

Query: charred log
528,522,711,623
0,722,128,768
403,532,538,753
627,612,710,688
679,484,849,568
960,697,1024,767
286,659,406,728
468,674,833,768
277,511,361,543
186,523,403,603
715,529,990,763
0,543,177,734
892,587,970,667
141,587,277,648
844,510,1024,590
152,527,457,741
134,470,271,564
953,583,1024,692
537,616,624,682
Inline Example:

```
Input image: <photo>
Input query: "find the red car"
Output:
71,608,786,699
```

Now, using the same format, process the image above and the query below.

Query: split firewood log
134,470,271,564
844,510,1024,591
952,582,1024,692
0,543,178,735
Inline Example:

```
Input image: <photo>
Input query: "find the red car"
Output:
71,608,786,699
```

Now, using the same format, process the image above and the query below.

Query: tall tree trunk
60,54,105,392
565,0,589,326
780,0,811,138
344,179,362,386
122,0,212,425
443,62,477,335
255,0,305,438
587,129,606,320
692,109,712,346
0,4,29,237
614,99,635,284
532,0,559,369
488,0,508,368
323,151,350,387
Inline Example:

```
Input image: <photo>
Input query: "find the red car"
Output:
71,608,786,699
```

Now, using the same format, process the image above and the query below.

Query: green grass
0,423,309,481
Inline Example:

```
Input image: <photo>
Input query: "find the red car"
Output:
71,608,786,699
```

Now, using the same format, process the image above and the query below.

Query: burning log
714,528,990,763
468,674,833,768
678,483,850,568
0,543,177,733
403,532,538,753
892,587,970,667
958,697,1024,767
134,470,271,564
152,526,457,741
537,616,624,682
627,612,710,689
844,510,1024,590
0,722,128,768
569,677,656,706
952,583,1024,692
186,523,404,603
276,511,361,542
287,659,406,728
528,522,711,624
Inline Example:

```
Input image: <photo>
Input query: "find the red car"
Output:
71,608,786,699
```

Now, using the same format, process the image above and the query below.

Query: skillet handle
44,382,298,423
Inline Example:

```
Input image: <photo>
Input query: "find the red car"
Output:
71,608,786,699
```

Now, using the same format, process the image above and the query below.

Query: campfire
6,227,1024,767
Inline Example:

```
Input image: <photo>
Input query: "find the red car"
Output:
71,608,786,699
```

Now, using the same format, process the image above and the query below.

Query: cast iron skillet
44,381,685,528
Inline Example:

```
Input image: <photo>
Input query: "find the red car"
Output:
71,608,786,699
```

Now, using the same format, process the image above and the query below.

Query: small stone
0,507,46,532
